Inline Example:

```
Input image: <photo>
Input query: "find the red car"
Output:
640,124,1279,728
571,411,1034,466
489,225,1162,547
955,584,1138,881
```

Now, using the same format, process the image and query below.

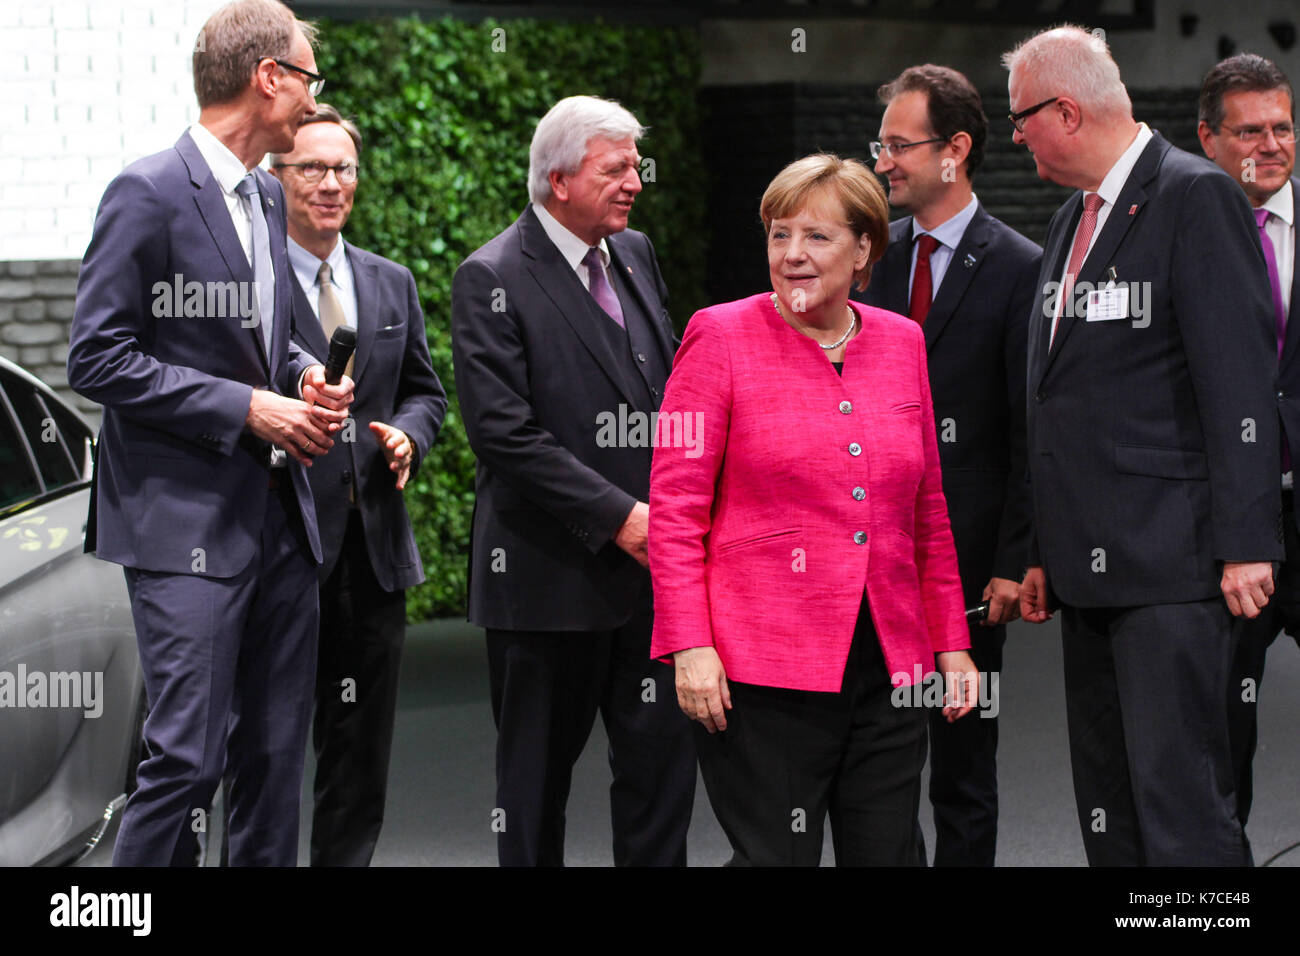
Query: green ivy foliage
315,16,706,620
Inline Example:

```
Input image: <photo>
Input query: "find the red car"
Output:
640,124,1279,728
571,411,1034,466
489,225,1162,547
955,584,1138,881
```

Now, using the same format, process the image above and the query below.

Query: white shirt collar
287,234,347,292
910,193,980,249
532,201,610,271
187,123,254,195
1094,122,1153,208
1260,179,1294,227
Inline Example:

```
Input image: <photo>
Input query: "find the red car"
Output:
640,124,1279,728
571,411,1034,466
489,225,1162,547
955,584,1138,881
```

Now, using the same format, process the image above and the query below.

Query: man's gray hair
268,102,363,166
1001,25,1132,121
528,96,646,206
192,0,317,109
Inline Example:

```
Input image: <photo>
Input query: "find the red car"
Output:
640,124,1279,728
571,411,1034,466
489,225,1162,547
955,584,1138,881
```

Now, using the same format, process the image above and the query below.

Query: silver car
0,356,143,866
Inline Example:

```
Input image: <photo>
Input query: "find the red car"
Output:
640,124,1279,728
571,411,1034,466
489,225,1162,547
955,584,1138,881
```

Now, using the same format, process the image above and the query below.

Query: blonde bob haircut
760,153,889,291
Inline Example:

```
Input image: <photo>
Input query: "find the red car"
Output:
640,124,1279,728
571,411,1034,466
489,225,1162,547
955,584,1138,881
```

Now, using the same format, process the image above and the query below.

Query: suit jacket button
852,487,865,501
1035,390,1045,403
341,469,352,484
839,401,852,414
848,442,862,456
853,531,867,545
1278,390,1285,399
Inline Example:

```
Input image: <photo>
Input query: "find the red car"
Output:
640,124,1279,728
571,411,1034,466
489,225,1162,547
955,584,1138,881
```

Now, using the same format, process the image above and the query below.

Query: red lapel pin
1128,204,1138,215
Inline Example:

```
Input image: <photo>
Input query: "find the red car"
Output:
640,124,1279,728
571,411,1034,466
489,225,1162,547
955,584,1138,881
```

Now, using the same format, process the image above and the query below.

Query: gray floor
80,615,1300,866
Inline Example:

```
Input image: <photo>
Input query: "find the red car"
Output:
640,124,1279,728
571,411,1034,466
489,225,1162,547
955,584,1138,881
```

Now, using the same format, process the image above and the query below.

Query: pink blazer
649,293,969,692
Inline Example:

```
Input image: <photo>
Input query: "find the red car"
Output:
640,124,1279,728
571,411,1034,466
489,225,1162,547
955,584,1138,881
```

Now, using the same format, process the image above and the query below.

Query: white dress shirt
289,235,358,331
1260,179,1294,322
909,193,980,301
1057,123,1153,294
532,201,616,291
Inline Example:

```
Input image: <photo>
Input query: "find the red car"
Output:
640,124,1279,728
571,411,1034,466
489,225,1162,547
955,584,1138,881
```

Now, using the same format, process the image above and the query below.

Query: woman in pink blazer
649,154,977,865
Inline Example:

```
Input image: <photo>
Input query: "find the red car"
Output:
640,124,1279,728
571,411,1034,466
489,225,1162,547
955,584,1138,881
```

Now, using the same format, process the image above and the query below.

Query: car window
0,395,42,509
3,375,79,489
45,397,92,477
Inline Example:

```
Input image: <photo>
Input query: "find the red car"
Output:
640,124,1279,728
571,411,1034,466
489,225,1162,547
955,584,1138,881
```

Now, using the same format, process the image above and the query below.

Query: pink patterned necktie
582,246,625,329
1051,192,1105,348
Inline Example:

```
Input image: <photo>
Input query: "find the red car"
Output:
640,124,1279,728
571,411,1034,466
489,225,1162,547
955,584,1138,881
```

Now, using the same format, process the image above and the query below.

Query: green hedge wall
315,16,706,620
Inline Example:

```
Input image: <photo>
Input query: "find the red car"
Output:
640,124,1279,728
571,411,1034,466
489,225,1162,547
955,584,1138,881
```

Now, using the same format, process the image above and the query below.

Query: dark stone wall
0,259,93,422
701,83,1206,308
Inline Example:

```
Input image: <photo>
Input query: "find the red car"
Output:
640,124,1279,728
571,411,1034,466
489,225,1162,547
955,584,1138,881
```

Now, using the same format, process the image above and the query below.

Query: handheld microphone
965,602,990,623
323,326,357,385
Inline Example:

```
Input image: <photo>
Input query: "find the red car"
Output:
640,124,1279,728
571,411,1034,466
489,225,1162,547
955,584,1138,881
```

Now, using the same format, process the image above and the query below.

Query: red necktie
909,234,939,325
1051,192,1105,347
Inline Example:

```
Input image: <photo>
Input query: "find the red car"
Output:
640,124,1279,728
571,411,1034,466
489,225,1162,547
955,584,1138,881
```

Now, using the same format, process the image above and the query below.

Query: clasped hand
245,365,354,466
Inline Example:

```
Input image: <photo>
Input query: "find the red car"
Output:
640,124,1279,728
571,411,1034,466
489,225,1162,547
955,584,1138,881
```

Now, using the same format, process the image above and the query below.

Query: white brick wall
1,0,228,260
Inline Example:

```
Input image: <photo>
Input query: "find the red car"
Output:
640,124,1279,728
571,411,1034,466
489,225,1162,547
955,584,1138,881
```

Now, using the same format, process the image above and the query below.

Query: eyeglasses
260,58,325,97
1009,97,1060,132
1218,123,1297,145
869,137,948,160
274,161,359,185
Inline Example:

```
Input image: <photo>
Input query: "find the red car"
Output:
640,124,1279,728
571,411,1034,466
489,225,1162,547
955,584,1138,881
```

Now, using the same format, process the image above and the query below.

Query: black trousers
1060,599,1247,866
310,509,407,867
486,604,696,866
694,599,926,866
922,622,1003,866
1228,491,1300,835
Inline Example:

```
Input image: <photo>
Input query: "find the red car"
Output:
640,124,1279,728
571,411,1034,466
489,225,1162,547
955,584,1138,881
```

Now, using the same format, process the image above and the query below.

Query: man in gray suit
1007,25,1281,865
272,104,446,866
1197,53,1299,839
67,0,353,866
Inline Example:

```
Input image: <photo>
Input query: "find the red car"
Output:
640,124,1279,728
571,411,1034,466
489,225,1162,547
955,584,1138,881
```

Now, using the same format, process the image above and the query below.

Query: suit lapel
290,269,331,363
1046,136,1161,368
877,219,912,315
1030,195,1079,389
348,243,380,388
923,206,991,351
519,208,641,408
607,235,673,365
256,166,288,380
177,134,272,375
178,134,253,290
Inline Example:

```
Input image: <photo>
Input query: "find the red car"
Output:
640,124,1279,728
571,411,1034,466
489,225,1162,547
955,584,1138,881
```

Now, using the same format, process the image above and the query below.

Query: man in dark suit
66,0,353,866
270,104,447,866
1006,26,1282,866
451,95,695,866
857,64,1040,867
1197,53,1299,839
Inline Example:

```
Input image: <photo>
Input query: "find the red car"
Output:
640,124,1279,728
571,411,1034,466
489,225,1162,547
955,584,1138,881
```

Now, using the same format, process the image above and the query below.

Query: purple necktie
582,246,625,329
1256,208,1290,472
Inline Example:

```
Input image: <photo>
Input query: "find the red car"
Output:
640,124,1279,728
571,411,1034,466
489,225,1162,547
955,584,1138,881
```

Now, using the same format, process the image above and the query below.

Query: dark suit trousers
114,481,318,867
1228,490,1300,835
924,622,1003,866
310,509,407,867
486,605,695,866
1060,599,1247,866
694,599,927,867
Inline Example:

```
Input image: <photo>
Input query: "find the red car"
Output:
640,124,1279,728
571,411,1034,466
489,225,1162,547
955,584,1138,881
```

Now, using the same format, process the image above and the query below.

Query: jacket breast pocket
1114,442,1209,480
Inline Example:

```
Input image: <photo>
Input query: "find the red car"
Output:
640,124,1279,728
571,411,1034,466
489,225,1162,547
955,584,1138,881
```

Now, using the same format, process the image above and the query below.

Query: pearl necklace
771,294,857,350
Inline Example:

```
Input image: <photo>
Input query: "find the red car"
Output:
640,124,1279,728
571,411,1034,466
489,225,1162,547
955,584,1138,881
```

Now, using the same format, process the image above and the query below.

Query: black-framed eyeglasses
260,57,325,96
869,137,948,160
1218,123,1297,145
274,161,359,185
1009,97,1059,132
